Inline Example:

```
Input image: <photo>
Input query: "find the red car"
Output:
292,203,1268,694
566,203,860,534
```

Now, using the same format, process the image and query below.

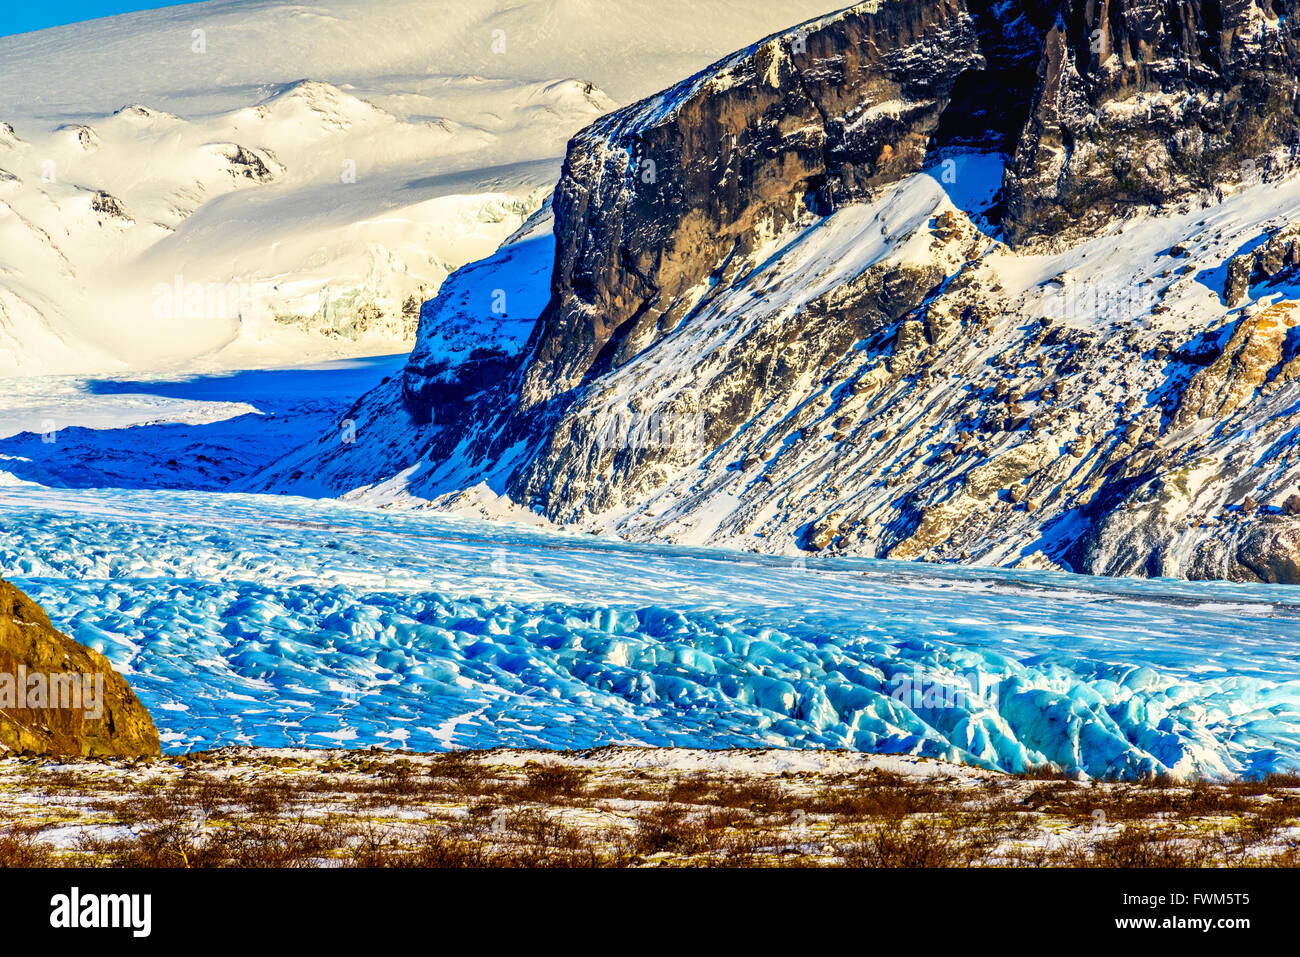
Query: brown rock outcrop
1173,303,1299,429
1225,224,1300,306
0,577,160,758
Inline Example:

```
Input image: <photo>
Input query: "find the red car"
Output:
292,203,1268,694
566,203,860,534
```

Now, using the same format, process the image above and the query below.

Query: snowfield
2,481,1299,779
0,0,838,375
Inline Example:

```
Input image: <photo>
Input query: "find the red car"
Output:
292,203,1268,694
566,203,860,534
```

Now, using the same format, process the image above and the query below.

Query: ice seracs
3,484,1299,780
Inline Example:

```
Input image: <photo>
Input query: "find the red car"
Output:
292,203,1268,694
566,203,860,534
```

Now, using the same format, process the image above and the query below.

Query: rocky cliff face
255,0,1300,585
1225,221,1300,305
1005,0,1300,244
520,0,1300,409
0,578,160,758
518,0,987,409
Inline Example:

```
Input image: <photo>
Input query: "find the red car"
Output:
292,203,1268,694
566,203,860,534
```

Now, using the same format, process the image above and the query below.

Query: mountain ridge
252,0,1300,585
0,0,839,374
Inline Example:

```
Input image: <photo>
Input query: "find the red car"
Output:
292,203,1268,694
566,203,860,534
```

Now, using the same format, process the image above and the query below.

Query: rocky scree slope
260,0,1300,583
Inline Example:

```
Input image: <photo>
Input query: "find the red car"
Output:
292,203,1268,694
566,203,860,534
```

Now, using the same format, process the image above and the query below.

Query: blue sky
0,2,184,38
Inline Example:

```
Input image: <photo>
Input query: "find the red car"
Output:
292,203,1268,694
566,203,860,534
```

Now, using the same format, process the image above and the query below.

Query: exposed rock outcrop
89,190,133,225
1004,0,1300,245
519,0,986,408
210,143,280,184
0,578,160,758
1225,223,1300,306
1172,303,1299,428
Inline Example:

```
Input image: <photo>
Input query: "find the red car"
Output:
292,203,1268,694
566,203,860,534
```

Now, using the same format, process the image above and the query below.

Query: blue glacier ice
2,484,1299,779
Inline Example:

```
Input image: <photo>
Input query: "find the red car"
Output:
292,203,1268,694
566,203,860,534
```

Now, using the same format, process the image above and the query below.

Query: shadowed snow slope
0,0,837,375
0,355,408,490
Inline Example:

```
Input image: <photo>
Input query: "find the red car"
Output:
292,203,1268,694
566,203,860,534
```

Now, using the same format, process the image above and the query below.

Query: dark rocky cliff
516,0,1300,409
1005,0,1300,243
371,0,1300,584
520,0,986,408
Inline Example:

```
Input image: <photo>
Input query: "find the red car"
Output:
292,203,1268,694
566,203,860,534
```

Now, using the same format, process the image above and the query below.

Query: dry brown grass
2,748,1298,868
0,825,56,867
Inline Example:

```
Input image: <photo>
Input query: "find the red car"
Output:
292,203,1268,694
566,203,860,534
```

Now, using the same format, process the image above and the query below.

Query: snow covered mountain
251,0,1300,586
0,0,838,375
8,1,1300,782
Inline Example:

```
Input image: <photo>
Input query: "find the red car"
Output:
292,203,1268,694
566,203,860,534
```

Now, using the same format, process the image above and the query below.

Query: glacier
2,482,1298,779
